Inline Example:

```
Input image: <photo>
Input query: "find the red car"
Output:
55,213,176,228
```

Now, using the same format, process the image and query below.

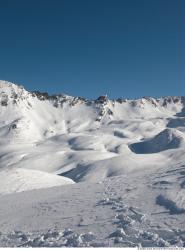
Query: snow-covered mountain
0,80,185,247
0,80,185,186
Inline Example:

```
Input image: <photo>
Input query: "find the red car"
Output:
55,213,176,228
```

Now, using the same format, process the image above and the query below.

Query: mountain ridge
1,80,185,106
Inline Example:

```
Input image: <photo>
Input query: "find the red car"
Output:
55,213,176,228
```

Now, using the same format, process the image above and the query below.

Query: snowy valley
0,80,185,247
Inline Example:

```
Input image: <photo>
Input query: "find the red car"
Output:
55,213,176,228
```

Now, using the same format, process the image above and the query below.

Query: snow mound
1,81,185,192
129,128,185,154
69,135,105,151
0,168,74,195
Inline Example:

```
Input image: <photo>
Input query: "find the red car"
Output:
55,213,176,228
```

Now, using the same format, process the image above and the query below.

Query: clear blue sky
0,0,184,99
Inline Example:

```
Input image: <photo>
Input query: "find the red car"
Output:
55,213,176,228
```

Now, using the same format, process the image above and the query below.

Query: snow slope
0,80,185,247
0,168,74,195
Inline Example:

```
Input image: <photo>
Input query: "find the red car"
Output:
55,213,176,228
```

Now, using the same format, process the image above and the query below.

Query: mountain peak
0,80,30,107
0,80,25,94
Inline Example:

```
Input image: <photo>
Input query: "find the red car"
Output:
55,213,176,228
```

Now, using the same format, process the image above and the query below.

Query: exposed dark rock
95,95,108,104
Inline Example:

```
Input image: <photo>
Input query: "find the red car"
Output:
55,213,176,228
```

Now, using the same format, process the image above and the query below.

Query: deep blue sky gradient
0,0,184,99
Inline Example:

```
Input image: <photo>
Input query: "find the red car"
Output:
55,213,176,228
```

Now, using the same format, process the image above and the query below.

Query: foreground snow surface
1,171,185,247
0,81,185,246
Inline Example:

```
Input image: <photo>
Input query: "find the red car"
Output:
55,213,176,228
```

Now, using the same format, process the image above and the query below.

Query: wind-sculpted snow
167,118,185,128
0,168,74,195
156,194,185,215
0,173,185,247
0,80,185,247
129,128,185,154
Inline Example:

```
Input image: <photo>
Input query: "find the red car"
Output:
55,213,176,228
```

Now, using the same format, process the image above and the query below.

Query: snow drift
1,81,185,247
129,128,185,154
0,80,185,193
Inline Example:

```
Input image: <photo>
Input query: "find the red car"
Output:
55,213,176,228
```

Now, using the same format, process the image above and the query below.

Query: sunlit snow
0,80,185,247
